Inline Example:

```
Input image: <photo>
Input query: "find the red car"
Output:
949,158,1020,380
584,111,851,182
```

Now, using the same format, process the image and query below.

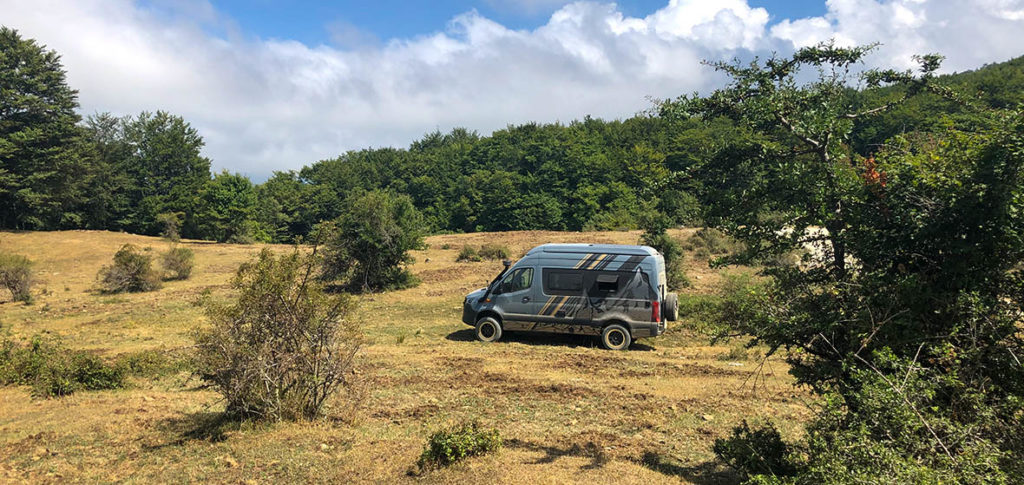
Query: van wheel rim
608,330,624,347
481,324,495,338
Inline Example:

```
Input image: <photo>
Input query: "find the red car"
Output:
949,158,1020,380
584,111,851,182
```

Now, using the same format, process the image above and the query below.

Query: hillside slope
0,230,809,484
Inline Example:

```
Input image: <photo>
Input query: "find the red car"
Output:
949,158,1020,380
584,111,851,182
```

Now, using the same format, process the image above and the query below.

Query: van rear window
545,270,583,295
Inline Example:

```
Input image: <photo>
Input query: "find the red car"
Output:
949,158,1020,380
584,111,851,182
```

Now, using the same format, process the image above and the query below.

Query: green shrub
639,211,689,290
0,253,33,303
455,246,482,262
416,421,501,472
0,336,125,398
162,246,194,280
194,248,362,421
713,420,797,481
440,243,452,250
115,349,188,377
320,189,426,292
478,244,510,261
97,244,162,293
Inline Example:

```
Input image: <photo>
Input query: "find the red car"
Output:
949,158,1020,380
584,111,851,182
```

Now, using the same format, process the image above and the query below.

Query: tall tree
0,27,86,229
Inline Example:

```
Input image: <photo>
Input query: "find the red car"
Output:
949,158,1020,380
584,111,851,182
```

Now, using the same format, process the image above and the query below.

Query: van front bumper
462,300,478,325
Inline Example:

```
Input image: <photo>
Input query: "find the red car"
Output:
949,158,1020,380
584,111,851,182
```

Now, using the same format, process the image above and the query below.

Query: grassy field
0,230,811,484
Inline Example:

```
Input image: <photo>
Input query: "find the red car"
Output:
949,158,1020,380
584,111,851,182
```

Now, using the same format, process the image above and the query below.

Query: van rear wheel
475,316,502,343
664,293,679,322
601,324,631,351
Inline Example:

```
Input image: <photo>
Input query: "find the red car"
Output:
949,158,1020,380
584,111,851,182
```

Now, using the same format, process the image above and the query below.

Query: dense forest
2,25,1023,243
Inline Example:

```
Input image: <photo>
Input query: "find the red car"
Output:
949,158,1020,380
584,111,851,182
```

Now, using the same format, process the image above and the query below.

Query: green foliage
114,349,188,378
97,244,162,293
193,248,362,421
0,27,88,230
416,421,502,472
455,246,482,262
0,335,124,398
156,212,184,241
161,246,194,281
713,421,797,481
0,252,33,303
196,171,262,243
321,190,426,292
674,43,1024,483
639,210,688,290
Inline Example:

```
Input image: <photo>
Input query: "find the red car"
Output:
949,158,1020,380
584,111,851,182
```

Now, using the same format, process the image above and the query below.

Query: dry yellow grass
0,230,811,484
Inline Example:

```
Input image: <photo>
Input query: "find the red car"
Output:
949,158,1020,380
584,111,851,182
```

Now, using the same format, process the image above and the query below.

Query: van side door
492,267,538,322
539,268,591,323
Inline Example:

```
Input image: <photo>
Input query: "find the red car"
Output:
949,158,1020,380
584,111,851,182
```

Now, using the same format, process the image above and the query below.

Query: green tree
196,171,260,243
666,43,1024,482
0,27,87,229
321,189,426,292
119,111,211,235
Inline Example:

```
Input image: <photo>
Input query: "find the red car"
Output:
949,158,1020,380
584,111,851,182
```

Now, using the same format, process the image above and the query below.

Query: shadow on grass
506,438,611,471
637,451,740,485
145,411,242,450
445,328,656,351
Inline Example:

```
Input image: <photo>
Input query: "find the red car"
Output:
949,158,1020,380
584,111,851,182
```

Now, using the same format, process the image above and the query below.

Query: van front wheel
475,317,502,343
601,324,631,351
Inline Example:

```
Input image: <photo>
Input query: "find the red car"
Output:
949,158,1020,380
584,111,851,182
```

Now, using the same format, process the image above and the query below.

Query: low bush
0,253,33,303
115,349,189,378
684,228,743,257
194,248,362,421
478,244,510,260
0,336,125,398
97,244,162,293
713,420,797,481
161,246,194,280
455,246,482,262
416,421,502,473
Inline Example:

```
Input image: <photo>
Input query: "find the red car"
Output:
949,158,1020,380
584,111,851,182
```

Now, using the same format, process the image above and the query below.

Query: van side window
500,268,533,293
544,269,583,295
595,273,619,293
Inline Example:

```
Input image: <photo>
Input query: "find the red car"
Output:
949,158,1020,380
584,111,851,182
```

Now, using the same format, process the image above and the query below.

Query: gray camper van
461,243,679,350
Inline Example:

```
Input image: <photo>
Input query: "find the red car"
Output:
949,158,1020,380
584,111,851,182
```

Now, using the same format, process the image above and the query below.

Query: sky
3,0,1024,180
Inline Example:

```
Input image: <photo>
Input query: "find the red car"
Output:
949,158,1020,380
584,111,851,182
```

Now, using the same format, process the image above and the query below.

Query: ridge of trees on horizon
3,25,1024,242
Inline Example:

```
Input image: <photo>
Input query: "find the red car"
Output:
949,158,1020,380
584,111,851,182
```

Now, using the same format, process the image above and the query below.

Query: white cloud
2,0,1023,178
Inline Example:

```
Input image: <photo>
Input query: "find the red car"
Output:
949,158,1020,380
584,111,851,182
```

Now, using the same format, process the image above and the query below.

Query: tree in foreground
193,248,361,421
663,42,1024,482
321,189,426,292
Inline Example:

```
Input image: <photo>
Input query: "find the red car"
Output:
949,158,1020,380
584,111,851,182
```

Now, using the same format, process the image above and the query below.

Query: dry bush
193,248,362,421
0,252,33,303
478,244,510,260
97,244,162,293
161,246,194,280
455,246,482,262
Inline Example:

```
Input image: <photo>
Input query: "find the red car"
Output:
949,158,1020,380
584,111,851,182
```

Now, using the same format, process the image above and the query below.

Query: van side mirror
502,260,512,268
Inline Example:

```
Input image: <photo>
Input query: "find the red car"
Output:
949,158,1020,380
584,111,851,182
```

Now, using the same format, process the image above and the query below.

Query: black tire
601,324,631,351
475,316,502,343
664,293,679,322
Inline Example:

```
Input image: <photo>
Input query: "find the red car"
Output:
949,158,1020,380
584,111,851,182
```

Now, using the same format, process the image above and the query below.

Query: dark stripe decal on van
574,253,598,269
542,296,568,315
617,255,645,272
595,254,617,271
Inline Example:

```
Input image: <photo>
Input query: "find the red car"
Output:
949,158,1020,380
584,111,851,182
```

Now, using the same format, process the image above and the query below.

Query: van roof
526,243,660,257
